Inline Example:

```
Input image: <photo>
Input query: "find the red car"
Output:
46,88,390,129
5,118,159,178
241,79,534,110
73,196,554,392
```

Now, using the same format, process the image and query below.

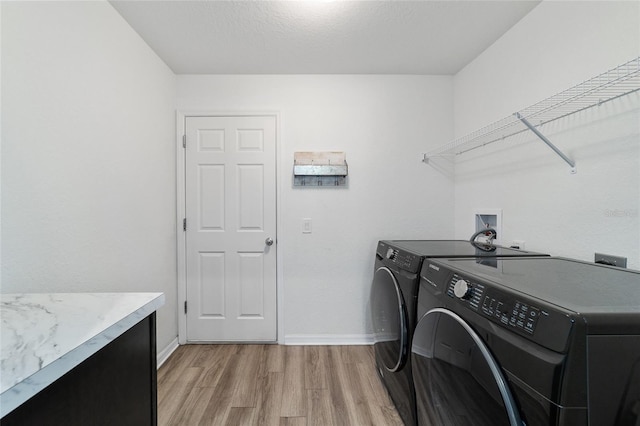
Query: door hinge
183,218,186,231
182,134,186,148
184,300,187,314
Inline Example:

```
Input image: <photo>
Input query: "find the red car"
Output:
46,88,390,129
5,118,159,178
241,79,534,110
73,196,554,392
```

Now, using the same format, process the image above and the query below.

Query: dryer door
412,308,523,426
371,266,408,372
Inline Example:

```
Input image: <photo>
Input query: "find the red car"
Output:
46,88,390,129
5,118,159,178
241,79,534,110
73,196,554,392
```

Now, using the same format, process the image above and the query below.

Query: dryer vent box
293,151,348,187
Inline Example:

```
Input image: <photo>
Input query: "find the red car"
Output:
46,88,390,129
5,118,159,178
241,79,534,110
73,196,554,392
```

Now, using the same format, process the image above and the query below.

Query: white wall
177,75,454,342
453,1,640,269
1,2,178,351
7,0,634,350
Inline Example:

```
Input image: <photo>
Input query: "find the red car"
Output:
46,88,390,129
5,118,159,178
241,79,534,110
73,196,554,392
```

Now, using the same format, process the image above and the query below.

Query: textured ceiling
110,0,540,75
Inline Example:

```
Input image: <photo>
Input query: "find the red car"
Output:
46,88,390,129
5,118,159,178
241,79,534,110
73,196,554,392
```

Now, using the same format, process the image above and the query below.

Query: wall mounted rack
293,151,348,187
422,57,640,174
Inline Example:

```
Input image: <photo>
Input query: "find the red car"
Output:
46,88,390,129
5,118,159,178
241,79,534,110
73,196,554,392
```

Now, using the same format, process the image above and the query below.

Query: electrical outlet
595,253,627,268
510,240,526,250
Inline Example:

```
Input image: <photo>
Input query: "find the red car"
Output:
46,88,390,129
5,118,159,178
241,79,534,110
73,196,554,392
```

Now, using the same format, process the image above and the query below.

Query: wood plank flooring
157,345,403,426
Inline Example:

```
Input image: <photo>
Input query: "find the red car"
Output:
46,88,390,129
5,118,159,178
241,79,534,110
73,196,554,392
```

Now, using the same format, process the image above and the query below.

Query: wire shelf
423,57,640,162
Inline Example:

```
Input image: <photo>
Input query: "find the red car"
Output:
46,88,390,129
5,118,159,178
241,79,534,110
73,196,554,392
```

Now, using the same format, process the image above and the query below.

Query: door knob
265,237,274,246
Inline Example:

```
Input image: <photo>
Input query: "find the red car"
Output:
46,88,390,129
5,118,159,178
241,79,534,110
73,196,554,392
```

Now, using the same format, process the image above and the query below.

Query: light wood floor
157,344,403,426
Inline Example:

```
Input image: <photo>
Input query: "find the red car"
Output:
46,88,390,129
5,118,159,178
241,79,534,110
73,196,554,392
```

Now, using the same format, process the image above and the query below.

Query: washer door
371,266,408,372
412,308,522,426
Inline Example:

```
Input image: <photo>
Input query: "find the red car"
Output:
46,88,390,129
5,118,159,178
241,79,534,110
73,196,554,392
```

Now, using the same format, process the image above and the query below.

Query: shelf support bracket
515,113,577,174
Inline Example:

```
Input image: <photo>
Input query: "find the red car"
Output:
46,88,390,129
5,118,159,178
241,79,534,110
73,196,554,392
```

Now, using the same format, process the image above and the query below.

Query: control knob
386,248,397,260
453,279,473,299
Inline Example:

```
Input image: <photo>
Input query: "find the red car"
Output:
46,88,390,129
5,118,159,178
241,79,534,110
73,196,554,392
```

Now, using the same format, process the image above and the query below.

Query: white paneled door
185,115,277,342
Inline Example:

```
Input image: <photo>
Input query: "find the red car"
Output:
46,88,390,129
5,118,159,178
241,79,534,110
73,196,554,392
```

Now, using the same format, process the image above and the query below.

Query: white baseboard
157,335,372,355
284,334,374,346
157,337,179,368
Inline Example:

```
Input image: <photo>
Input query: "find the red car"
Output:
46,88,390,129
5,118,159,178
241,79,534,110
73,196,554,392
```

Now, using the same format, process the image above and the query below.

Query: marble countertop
0,292,165,417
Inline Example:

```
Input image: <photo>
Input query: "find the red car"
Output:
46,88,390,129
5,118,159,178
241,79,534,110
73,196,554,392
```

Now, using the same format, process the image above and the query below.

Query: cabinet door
1,315,156,426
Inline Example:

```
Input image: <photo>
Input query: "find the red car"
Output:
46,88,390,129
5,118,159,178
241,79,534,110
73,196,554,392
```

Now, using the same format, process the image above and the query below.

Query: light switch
302,218,312,234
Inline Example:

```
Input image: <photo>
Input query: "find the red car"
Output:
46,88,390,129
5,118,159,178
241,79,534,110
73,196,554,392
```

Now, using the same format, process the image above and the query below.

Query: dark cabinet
2,314,157,426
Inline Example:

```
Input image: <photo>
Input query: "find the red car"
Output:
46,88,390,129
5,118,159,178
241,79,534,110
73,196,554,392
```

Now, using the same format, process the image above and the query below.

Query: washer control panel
447,273,541,335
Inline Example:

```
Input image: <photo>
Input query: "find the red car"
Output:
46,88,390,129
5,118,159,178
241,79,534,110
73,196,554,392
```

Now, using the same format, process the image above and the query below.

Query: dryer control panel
446,274,485,310
446,274,541,335
423,259,576,353
481,289,540,335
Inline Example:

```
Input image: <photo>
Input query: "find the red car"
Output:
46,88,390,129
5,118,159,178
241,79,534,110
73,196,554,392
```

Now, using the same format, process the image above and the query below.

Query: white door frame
176,111,283,345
